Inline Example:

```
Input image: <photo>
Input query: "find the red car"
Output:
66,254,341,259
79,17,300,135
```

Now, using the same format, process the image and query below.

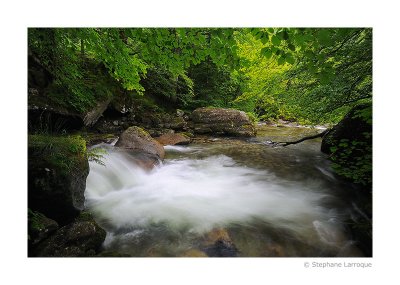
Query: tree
28,28,241,112
257,28,372,123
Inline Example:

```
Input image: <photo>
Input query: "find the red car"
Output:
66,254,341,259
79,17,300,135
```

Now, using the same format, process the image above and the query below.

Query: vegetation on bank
28,28,371,124
28,135,87,173
28,27,372,187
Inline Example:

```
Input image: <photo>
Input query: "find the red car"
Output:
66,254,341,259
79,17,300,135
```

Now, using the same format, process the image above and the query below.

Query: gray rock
28,210,59,245
83,97,112,127
191,107,256,137
155,133,191,146
115,126,165,159
321,103,372,154
28,137,89,224
32,216,106,257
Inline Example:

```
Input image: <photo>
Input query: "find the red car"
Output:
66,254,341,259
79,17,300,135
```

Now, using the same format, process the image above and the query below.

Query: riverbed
84,125,365,257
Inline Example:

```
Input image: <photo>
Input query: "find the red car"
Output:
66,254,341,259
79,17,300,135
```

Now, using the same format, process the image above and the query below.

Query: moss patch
29,134,87,174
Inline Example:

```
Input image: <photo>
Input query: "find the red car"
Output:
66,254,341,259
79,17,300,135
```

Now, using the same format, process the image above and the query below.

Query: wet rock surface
28,141,89,224
28,210,59,246
202,228,239,257
115,126,165,159
31,213,106,257
191,107,256,137
155,133,191,146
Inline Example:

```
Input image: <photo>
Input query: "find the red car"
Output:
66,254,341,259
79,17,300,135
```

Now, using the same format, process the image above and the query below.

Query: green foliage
243,28,372,124
28,27,372,126
28,209,46,234
29,134,87,173
141,66,194,108
29,28,241,113
329,136,372,186
187,59,243,109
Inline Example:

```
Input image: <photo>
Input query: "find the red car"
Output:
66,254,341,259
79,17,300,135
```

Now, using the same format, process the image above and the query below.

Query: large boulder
321,103,372,186
321,103,372,154
28,210,59,247
115,126,165,159
28,135,89,224
191,107,256,137
155,133,191,146
31,213,106,257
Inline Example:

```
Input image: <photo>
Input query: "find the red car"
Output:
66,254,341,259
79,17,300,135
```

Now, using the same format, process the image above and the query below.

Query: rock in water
202,228,239,257
115,126,165,159
191,107,256,137
32,215,106,257
155,133,191,146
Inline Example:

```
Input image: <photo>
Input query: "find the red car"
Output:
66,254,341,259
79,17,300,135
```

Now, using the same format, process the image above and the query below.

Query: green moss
76,210,94,222
29,134,87,174
179,132,194,138
82,133,118,146
28,209,46,232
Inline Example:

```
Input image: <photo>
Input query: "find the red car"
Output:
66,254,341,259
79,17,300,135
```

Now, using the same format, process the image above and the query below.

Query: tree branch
270,129,330,147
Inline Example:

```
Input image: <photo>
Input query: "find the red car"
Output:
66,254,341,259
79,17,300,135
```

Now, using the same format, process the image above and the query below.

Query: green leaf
277,56,286,65
283,30,289,40
317,29,331,45
271,35,281,46
261,47,273,59
286,54,295,65
261,34,269,44
288,43,296,51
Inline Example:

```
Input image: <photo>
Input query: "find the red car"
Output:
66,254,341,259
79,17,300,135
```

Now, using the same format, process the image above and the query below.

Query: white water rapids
85,136,363,257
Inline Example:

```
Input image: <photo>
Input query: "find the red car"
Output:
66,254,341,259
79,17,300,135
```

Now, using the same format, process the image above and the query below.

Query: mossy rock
28,209,59,246
155,133,191,146
28,135,89,224
32,217,106,257
191,107,256,137
115,126,165,159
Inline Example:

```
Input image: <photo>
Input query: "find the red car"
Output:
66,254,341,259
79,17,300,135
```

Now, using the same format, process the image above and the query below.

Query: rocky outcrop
155,133,191,146
115,126,165,159
28,135,89,224
32,213,106,257
321,103,372,154
28,210,59,246
321,102,372,186
321,103,372,256
191,107,256,137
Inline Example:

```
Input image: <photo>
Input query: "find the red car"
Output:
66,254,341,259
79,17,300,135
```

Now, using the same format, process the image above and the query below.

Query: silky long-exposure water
85,126,365,257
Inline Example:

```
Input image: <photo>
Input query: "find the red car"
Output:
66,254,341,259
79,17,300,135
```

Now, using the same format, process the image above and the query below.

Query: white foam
85,149,334,237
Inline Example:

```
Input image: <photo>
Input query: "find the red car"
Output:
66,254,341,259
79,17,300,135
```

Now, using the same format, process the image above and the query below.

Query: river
84,125,366,257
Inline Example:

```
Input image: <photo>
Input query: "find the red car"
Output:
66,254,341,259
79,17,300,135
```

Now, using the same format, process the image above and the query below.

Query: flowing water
85,125,365,257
